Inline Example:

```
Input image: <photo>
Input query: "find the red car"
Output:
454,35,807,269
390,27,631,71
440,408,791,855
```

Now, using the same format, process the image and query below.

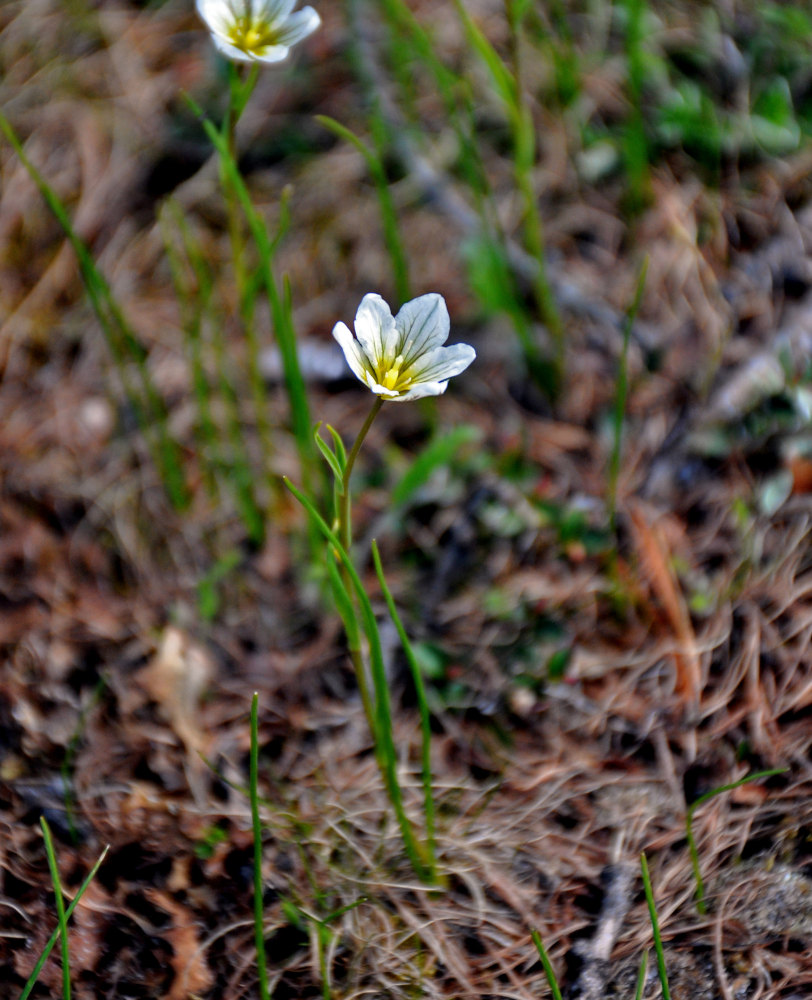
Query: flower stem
335,396,383,739
339,397,384,554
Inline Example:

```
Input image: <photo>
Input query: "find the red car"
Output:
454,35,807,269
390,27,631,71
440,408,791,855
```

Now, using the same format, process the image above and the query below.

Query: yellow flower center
228,17,280,54
378,354,412,393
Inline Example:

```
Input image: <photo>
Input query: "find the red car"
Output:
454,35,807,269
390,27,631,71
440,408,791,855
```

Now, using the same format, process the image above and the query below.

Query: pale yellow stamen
228,16,279,53
378,354,412,392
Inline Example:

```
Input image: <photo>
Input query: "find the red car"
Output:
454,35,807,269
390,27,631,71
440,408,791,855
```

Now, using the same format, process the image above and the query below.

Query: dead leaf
137,627,214,758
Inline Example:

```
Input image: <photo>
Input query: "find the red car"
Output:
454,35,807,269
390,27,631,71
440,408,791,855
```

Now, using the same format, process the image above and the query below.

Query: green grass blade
250,693,272,1000
450,0,517,108
159,201,222,499
326,425,347,472
325,550,362,653
316,115,411,305
371,539,437,878
0,114,190,511
632,949,648,1000
20,843,108,1000
640,853,671,1000
314,424,346,482
189,99,315,496
529,928,563,1000
608,256,648,532
390,424,480,509
40,818,71,1000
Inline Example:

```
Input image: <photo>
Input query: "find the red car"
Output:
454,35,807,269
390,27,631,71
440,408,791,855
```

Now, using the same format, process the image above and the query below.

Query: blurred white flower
333,293,476,402
196,0,320,64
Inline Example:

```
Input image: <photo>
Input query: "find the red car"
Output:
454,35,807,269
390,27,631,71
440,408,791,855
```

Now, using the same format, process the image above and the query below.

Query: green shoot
187,96,316,501
640,852,671,1000
632,949,648,1000
529,928,563,1000
452,0,565,393
620,0,653,212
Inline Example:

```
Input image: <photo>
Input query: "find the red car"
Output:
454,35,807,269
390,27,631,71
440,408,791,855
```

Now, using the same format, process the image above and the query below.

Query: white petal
395,293,450,366
258,0,296,21
274,7,321,45
209,34,261,62
252,43,293,63
353,294,398,368
333,322,372,384
196,0,232,34
366,381,404,398
409,342,476,384
395,380,450,402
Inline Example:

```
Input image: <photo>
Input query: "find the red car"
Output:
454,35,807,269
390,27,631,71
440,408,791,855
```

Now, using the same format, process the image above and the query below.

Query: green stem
250,693,272,1000
338,397,384,554
224,65,276,524
640,853,671,1000
336,396,384,758
284,479,432,882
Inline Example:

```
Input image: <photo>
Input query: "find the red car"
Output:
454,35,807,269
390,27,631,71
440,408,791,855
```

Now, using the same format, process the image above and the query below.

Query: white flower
196,0,320,64
333,293,476,402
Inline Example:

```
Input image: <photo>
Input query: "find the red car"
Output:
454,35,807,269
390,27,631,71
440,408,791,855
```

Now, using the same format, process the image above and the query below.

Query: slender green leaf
40,819,71,1000
391,425,480,509
530,928,563,1000
640,853,671,1000
451,0,517,108
314,424,346,482
187,96,315,494
317,115,410,304
0,114,189,509
20,844,108,1000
